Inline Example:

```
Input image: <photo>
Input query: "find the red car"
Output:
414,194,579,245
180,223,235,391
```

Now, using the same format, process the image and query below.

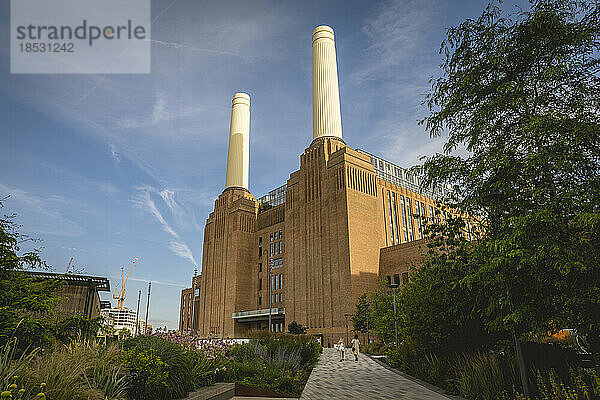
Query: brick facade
180,137,446,344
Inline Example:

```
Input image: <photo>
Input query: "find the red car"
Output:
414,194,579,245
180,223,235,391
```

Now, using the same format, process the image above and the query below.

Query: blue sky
0,0,528,329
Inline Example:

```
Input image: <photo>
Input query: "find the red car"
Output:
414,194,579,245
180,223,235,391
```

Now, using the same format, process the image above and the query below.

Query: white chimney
225,92,250,190
312,25,342,140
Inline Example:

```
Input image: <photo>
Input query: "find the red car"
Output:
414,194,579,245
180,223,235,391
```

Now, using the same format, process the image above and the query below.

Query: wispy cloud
168,241,198,268
344,0,446,165
131,186,198,267
110,275,188,288
132,188,179,238
0,182,86,238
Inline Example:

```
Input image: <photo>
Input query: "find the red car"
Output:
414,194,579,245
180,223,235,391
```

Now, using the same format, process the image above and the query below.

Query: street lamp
343,314,353,345
388,283,399,347
268,258,274,333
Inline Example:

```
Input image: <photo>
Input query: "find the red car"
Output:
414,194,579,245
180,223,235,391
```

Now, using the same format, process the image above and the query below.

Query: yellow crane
112,258,138,309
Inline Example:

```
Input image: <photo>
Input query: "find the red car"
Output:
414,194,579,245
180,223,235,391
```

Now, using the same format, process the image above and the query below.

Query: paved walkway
300,348,450,400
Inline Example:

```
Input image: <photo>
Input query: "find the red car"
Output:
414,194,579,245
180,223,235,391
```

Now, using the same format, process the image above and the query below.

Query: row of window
271,240,283,256
271,293,283,304
385,272,409,286
386,190,446,245
258,230,284,258
257,292,284,306
271,273,283,291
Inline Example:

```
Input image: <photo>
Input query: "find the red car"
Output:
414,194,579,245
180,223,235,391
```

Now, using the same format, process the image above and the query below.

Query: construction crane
65,257,74,273
112,257,138,309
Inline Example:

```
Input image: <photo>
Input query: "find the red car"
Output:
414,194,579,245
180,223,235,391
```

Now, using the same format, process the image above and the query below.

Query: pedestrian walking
351,334,360,361
337,337,345,361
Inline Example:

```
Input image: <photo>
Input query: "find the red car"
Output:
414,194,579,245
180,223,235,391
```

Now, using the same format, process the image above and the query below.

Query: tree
55,315,102,343
420,0,600,390
287,321,307,334
0,200,61,352
352,293,371,338
396,216,498,354
370,280,396,344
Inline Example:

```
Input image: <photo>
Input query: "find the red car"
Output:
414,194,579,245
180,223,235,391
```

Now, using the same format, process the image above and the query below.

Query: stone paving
300,348,451,400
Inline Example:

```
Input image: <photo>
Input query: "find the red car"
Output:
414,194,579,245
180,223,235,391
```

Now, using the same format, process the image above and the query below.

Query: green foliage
54,316,101,344
419,0,600,346
218,332,322,397
123,348,169,399
287,321,307,335
352,293,371,334
395,216,499,354
21,342,126,400
188,350,224,389
456,351,520,400
122,335,194,400
0,204,62,354
385,342,454,390
370,280,396,344
361,342,390,356
0,339,37,395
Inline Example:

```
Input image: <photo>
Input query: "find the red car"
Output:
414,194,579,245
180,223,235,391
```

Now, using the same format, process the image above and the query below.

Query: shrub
22,343,105,400
123,348,169,399
217,332,322,397
455,351,519,400
54,316,101,344
499,368,600,400
0,339,37,393
385,342,453,391
361,342,389,356
188,349,225,388
288,321,307,334
86,344,127,400
122,335,194,399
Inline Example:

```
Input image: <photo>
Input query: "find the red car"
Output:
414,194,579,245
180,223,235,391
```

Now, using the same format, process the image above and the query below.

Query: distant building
100,307,151,336
28,271,110,319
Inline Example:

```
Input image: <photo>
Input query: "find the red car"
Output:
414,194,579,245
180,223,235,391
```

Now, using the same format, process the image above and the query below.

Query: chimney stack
225,93,250,190
312,25,342,140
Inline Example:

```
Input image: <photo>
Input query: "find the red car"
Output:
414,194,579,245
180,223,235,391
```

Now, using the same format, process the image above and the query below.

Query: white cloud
131,186,199,267
132,188,180,238
168,240,198,267
0,183,86,238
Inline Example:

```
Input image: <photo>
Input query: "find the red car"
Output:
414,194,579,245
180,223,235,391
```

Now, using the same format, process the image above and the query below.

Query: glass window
270,243,273,256
279,293,283,303
258,247,262,258
400,195,409,242
280,274,283,289
279,230,283,238
259,263,262,272
392,192,400,244
394,274,400,285
270,233,273,242
271,276,274,291
259,278,262,290
402,272,409,285
258,237,262,245
279,240,283,253
258,296,262,306
387,190,395,244
406,198,414,241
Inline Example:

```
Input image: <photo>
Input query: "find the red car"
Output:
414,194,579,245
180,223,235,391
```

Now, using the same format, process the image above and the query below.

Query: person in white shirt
337,337,345,361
